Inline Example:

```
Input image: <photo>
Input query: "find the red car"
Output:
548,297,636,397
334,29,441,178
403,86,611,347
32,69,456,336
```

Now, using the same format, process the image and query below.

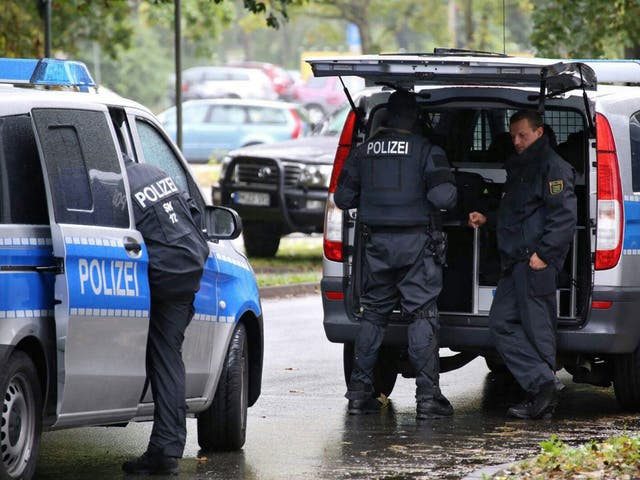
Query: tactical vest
357,130,433,226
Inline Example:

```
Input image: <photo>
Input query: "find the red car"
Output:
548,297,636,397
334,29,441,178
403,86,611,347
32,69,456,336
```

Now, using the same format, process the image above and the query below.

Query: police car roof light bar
0,58,96,90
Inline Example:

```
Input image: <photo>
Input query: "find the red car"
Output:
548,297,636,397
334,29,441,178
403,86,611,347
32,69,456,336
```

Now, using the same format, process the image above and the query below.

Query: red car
294,75,364,126
229,61,297,101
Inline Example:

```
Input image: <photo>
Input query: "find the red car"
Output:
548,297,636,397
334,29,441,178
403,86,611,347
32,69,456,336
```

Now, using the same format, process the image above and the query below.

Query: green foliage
531,0,640,58
0,0,133,59
250,236,322,287
493,434,640,479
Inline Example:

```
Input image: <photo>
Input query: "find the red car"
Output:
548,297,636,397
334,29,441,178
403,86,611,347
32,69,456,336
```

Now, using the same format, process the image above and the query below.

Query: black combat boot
346,380,389,414
416,392,454,420
348,396,387,415
507,381,558,420
122,451,179,475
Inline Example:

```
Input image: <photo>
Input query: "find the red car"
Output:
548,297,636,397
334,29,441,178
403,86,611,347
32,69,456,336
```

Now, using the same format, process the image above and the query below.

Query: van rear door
31,106,150,426
307,53,597,96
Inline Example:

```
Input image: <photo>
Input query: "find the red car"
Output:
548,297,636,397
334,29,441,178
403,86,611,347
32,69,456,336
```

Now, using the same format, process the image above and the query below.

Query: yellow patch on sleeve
549,179,563,195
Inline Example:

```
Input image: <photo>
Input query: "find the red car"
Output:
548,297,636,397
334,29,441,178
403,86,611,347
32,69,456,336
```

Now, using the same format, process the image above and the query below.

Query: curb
258,282,320,299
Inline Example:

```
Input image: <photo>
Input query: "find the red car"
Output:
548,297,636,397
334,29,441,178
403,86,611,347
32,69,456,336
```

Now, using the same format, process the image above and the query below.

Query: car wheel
242,223,282,258
197,323,249,451
0,351,42,480
613,346,640,411
343,343,398,397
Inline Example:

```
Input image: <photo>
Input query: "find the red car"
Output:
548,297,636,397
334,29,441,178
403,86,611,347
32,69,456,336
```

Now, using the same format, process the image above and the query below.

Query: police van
310,50,640,410
0,58,263,480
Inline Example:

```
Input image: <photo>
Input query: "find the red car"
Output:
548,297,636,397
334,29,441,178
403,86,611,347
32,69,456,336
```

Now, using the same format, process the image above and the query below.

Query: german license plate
234,191,270,206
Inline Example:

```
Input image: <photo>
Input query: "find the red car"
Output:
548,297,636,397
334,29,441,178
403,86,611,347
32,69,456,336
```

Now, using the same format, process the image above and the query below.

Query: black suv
213,106,348,256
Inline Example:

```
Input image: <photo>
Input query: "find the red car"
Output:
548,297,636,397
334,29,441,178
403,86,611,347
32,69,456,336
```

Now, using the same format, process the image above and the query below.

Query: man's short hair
509,110,544,130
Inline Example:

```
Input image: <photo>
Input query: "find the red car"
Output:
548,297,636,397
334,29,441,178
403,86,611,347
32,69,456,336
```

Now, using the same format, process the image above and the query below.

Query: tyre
343,343,397,397
613,346,640,411
197,323,249,451
0,351,42,480
242,223,281,258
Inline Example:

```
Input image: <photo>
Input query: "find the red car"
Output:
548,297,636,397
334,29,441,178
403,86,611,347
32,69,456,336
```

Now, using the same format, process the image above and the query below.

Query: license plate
234,191,270,206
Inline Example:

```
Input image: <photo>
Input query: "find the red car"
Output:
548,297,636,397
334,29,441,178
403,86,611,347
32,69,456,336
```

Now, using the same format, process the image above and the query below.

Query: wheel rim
1,372,36,477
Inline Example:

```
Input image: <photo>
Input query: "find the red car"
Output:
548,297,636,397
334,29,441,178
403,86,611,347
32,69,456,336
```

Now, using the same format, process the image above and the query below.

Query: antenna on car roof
502,0,506,55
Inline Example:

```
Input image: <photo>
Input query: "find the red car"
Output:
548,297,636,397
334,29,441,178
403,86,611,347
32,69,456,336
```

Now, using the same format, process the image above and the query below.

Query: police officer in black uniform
469,110,577,419
122,158,209,475
335,90,457,420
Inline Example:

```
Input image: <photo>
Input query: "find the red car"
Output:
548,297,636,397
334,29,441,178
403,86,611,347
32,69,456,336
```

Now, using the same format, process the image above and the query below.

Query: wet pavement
35,295,638,479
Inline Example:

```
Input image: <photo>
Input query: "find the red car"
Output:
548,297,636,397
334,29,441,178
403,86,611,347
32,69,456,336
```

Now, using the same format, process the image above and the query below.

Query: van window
0,115,48,224
31,109,129,228
630,113,640,192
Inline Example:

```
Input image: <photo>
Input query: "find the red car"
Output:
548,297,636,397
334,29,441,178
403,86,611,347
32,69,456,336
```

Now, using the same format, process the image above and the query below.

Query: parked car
293,75,364,126
228,61,297,101
309,51,640,411
0,57,263,480
158,98,311,163
181,65,277,101
213,105,350,257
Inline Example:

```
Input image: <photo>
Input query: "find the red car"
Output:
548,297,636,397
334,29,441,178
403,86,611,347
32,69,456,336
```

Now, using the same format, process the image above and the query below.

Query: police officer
335,90,457,420
122,158,209,475
469,110,577,419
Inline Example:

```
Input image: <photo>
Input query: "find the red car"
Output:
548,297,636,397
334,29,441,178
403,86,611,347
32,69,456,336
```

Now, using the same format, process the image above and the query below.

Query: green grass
490,434,640,479
250,236,323,288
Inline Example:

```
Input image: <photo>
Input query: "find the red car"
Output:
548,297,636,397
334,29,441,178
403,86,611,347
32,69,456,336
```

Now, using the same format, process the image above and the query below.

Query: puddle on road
312,374,632,480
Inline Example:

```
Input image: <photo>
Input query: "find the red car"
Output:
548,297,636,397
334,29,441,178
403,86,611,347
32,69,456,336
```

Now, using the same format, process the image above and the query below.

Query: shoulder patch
432,154,449,168
549,179,564,195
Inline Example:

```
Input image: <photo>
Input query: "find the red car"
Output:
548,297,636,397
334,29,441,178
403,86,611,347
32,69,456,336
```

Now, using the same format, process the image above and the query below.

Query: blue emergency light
0,58,96,90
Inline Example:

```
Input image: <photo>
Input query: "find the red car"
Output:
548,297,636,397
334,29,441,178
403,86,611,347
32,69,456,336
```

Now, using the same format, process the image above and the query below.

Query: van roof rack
0,58,96,91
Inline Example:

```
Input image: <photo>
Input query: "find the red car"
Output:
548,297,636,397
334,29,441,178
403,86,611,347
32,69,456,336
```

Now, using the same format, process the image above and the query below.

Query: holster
429,230,448,265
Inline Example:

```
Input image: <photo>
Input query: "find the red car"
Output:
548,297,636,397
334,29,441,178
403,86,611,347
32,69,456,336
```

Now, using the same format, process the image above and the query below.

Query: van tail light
290,109,303,139
323,110,357,262
595,113,624,270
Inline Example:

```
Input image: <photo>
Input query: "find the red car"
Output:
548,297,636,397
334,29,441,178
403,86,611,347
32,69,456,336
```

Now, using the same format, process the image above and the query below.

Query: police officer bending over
469,110,577,420
335,90,457,420
122,158,209,475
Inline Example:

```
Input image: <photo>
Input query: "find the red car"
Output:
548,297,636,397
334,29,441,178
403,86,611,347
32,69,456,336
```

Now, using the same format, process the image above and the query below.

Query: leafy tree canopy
531,0,640,58
0,0,296,59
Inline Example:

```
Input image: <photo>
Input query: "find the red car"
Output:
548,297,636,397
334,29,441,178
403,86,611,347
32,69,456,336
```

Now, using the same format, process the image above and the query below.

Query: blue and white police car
0,58,263,480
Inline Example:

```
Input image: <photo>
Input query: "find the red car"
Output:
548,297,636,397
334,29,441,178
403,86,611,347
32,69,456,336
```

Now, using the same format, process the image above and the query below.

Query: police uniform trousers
489,261,558,394
348,230,443,401
146,293,195,458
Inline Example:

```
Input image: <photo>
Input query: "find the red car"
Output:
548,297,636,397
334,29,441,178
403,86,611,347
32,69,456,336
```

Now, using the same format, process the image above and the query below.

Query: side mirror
203,205,242,240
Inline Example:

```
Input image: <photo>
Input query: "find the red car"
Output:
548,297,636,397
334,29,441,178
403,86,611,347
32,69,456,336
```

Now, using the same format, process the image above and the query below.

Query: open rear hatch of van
311,52,597,339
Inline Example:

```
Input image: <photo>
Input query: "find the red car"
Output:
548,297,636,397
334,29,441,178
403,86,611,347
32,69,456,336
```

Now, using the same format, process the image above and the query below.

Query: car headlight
300,164,333,188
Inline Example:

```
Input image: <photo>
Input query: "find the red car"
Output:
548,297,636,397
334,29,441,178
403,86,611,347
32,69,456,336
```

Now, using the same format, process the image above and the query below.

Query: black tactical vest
357,130,434,226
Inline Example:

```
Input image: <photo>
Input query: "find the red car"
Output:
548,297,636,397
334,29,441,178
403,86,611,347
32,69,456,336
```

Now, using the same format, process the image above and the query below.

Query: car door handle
123,237,142,255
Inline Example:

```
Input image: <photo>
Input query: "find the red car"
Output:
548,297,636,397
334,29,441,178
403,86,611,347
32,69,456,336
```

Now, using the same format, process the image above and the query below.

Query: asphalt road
35,295,637,479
